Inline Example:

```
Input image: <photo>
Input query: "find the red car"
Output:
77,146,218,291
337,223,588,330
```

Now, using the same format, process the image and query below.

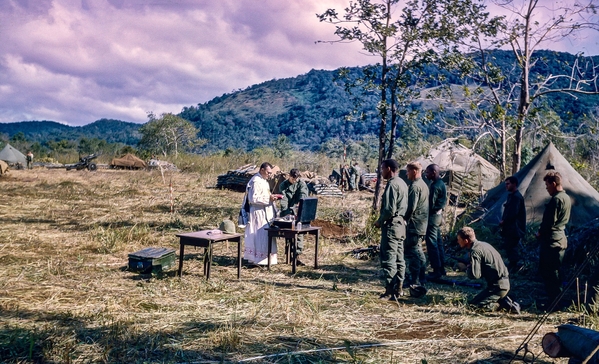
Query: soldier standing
349,160,360,191
404,162,429,286
26,151,34,170
537,171,571,307
374,159,408,299
499,176,526,272
425,164,447,280
279,168,309,265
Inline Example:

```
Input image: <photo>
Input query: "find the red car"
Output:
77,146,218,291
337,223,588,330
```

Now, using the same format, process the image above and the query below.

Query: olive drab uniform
404,177,429,285
426,178,447,277
467,240,512,309
26,152,33,170
279,178,309,255
377,176,408,295
501,189,526,270
349,163,360,191
340,165,351,191
538,190,571,303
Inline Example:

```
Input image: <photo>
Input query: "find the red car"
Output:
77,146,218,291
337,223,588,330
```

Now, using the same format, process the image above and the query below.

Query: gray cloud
0,0,597,126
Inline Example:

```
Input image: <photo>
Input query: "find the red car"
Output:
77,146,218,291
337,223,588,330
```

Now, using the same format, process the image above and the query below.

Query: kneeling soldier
457,226,520,313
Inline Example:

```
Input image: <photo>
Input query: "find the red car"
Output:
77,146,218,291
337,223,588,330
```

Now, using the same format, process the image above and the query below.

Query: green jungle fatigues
538,190,571,303
377,176,408,294
404,177,428,285
341,166,350,190
26,153,33,169
349,164,360,191
501,190,526,269
425,178,447,275
467,240,511,309
279,179,309,255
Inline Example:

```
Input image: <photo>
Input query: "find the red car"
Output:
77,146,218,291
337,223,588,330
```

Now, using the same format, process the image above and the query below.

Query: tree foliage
488,0,599,173
138,112,203,157
318,0,496,209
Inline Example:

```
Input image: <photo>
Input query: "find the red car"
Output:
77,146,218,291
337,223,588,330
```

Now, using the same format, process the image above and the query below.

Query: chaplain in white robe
244,162,279,265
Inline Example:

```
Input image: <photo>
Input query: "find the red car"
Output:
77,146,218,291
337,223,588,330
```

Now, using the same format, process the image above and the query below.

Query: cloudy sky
1,0,598,126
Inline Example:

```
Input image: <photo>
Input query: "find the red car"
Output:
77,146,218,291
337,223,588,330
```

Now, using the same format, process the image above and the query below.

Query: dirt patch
312,219,348,238
377,320,491,340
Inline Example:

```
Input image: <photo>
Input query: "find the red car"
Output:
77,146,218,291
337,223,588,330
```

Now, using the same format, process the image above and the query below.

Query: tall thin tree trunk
513,56,530,174
372,0,391,211
500,117,506,179
373,62,388,211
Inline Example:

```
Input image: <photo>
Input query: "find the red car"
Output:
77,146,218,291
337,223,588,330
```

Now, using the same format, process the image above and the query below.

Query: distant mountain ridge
1,50,598,152
0,119,142,145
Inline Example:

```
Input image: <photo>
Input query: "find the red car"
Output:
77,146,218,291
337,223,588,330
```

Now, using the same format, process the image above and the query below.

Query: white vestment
243,173,277,265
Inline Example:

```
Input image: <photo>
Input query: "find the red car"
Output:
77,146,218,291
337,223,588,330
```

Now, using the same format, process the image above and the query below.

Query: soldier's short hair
544,171,562,186
406,161,422,172
289,168,301,178
381,159,399,172
505,176,519,186
457,226,476,241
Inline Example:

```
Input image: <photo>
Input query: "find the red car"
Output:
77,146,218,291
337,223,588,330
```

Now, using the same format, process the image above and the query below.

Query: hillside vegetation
1,50,597,156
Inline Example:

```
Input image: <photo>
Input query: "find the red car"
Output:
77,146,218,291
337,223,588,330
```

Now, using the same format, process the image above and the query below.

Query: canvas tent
474,142,599,228
0,143,27,165
402,139,500,196
110,153,147,169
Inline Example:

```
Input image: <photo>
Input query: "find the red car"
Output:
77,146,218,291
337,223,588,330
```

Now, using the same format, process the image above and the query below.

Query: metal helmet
219,219,236,234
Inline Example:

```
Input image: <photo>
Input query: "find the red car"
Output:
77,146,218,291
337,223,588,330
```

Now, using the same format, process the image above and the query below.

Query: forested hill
180,49,599,151
0,119,141,145
179,68,380,151
1,50,598,152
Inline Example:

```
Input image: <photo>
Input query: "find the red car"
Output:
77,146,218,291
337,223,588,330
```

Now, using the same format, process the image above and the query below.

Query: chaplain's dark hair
260,162,273,170
381,159,399,172
289,168,301,178
505,176,519,186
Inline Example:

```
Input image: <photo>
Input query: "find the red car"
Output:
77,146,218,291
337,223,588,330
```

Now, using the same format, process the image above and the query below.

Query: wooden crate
128,247,176,274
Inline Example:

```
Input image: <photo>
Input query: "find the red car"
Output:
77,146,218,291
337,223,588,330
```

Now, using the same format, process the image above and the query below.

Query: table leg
207,243,213,280
203,246,208,277
292,235,297,274
177,242,185,276
314,230,319,269
267,235,273,271
237,237,241,279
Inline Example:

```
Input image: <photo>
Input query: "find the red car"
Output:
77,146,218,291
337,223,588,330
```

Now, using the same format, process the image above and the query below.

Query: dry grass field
0,168,583,363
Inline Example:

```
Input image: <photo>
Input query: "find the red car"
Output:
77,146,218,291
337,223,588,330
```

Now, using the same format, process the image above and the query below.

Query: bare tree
318,0,493,209
434,0,599,177
493,0,599,173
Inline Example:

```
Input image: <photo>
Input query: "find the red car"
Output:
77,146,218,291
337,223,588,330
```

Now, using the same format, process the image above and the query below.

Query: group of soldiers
335,160,362,191
374,158,572,313
374,160,449,300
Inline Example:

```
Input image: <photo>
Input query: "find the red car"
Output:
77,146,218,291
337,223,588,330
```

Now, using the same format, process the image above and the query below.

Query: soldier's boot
379,289,394,300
